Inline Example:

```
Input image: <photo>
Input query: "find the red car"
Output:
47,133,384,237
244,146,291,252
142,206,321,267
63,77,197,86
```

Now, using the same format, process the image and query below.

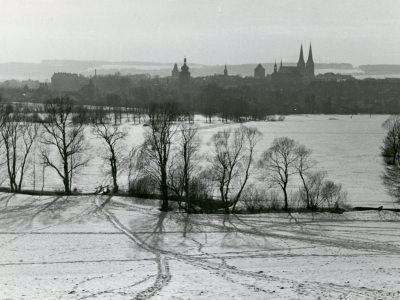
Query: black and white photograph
0,0,400,299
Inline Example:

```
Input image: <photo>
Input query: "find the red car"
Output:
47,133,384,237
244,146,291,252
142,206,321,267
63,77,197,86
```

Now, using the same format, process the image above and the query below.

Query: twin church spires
297,43,314,77
173,43,314,82
271,43,314,79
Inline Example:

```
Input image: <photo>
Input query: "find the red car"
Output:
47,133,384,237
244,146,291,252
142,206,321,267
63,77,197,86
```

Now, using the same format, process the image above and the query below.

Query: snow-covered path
0,193,400,299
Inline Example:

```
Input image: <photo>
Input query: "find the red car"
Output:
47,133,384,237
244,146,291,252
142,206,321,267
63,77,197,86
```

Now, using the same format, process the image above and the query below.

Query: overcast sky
0,0,399,66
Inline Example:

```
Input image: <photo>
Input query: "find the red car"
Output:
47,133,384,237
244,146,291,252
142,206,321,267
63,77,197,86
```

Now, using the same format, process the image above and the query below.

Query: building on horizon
254,64,265,78
179,57,190,89
179,57,191,109
271,44,315,81
51,72,88,92
80,77,97,101
171,63,180,78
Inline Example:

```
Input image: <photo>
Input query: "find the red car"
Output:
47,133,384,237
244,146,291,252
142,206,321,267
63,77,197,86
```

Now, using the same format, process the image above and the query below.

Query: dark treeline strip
2,75,400,118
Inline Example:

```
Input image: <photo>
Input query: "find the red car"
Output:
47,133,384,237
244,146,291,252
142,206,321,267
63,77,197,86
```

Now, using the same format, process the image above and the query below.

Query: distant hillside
359,65,400,75
0,60,355,81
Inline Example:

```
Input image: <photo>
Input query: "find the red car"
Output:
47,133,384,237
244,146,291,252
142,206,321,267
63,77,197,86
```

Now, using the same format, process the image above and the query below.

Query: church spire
297,43,306,75
307,44,314,64
305,44,315,78
298,44,305,64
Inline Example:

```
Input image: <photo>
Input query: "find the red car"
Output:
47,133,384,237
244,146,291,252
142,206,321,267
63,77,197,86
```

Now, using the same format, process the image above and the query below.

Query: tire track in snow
75,274,155,299
95,197,171,300
180,213,400,256
165,212,394,298
0,199,97,249
99,201,385,299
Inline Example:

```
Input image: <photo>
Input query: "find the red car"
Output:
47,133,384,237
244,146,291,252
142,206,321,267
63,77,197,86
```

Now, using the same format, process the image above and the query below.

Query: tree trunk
223,193,230,214
64,157,70,194
110,157,118,193
64,176,70,194
160,168,169,212
283,185,289,211
299,171,311,209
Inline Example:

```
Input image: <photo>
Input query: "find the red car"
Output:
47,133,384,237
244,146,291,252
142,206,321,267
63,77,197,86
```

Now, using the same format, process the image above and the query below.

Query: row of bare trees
0,98,128,195
0,98,347,213
133,102,347,213
41,98,130,194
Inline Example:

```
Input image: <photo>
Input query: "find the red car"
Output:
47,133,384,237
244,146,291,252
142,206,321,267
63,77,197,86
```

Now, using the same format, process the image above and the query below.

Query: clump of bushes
128,175,157,198
240,185,283,213
293,174,348,213
239,180,347,214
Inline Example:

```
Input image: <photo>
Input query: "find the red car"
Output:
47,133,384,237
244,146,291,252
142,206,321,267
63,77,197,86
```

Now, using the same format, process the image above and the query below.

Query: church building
272,44,315,80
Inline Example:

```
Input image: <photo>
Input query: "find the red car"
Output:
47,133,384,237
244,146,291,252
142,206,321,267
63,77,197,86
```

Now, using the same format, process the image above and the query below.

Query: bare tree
259,137,299,211
40,97,89,194
91,116,128,193
124,146,143,192
294,144,315,209
0,105,40,192
168,122,201,212
209,126,262,214
322,180,347,211
140,102,180,211
381,115,400,199
381,115,400,165
297,171,327,210
296,171,347,211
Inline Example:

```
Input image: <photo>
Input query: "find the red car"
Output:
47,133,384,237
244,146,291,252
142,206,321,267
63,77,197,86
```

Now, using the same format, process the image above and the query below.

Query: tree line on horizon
1,73,400,118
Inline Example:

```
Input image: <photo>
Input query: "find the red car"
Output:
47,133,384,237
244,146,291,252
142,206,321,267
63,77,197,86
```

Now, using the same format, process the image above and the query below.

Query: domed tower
179,57,191,90
306,44,315,78
224,64,228,77
297,44,306,76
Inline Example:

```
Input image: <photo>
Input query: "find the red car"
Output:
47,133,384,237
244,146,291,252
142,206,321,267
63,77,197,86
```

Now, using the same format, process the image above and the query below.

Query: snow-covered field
1,193,400,299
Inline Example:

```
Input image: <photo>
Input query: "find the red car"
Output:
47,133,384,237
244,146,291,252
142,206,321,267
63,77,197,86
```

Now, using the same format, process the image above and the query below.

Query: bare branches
140,102,181,211
0,105,40,191
294,144,315,209
381,115,400,165
39,97,88,194
259,137,299,211
295,171,347,211
381,115,400,199
167,122,201,212
209,126,262,214
91,121,128,193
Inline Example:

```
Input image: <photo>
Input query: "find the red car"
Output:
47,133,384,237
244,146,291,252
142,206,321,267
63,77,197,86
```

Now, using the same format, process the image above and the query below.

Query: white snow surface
1,193,400,299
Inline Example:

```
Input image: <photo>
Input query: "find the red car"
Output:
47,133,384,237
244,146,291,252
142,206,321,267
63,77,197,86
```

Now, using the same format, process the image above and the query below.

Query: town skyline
0,0,399,66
